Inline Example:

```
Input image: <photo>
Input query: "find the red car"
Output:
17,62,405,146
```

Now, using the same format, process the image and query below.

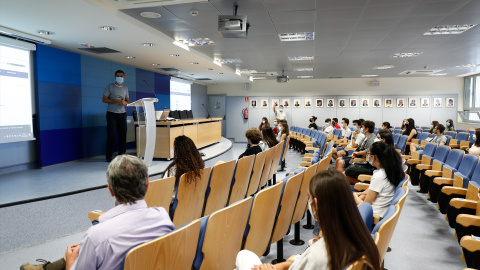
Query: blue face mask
278,126,282,132
446,122,450,127
361,128,364,134
273,122,278,126
325,123,330,127
473,135,477,141
116,77,124,84
351,126,357,132
430,125,434,129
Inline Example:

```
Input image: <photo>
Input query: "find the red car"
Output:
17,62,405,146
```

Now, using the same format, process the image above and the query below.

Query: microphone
143,80,157,98
202,104,211,118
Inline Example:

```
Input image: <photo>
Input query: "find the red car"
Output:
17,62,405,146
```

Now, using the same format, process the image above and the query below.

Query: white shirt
347,132,365,148
469,145,480,156
259,141,270,151
324,125,334,135
275,110,287,121
289,238,329,270
342,127,352,139
369,168,395,218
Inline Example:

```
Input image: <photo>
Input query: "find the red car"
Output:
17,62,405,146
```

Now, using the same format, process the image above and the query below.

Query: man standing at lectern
102,70,130,162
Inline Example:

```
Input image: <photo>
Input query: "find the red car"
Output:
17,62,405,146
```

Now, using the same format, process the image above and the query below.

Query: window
463,74,480,121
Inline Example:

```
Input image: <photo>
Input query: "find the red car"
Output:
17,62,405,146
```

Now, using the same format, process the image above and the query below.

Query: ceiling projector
218,15,248,38
276,75,289,83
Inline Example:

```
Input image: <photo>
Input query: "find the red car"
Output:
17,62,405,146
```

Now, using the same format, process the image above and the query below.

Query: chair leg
273,174,276,185
289,222,305,246
271,239,285,264
280,160,285,171
303,211,314,229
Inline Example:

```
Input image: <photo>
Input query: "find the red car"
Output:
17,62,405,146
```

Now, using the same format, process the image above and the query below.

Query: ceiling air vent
329,77,343,79
250,71,278,77
77,47,120,54
399,70,443,75
156,68,181,72
195,78,212,81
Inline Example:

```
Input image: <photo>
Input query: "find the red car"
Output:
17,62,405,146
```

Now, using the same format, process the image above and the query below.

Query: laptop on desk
156,110,174,121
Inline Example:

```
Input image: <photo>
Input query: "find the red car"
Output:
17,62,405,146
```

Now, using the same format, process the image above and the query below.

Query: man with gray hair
21,155,174,270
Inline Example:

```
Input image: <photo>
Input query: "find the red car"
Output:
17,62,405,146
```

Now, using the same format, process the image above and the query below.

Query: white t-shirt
342,127,352,139
347,133,365,148
275,110,287,121
324,125,334,135
369,168,395,218
469,145,480,156
259,141,270,151
289,238,329,270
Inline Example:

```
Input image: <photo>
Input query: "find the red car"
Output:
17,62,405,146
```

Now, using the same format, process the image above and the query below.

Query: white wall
209,77,464,142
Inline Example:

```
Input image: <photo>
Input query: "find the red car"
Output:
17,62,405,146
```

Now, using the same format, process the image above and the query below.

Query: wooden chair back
123,219,200,270
442,166,454,178
258,147,275,188
453,174,464,188
291,163,319,224
267,142,282,181
398,186,409,209
172,167,212,228
271,172,303,243
228,155,255,205
423,155,434,166
199,197,253,270
477,196,480,215
203,160,237,216
243,182,284,257
247,151,267,196
144,176,175,213
431,159,443,171
281,136,291,162
374,204,401,262
466,182,480,201
345,256,372,270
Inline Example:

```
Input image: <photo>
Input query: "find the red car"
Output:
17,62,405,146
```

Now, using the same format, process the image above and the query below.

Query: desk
136,118,222,159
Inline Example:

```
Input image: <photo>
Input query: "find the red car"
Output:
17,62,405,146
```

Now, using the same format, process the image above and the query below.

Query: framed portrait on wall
250,99,257,108
260,99,269,108
420,97,430,108
338,98,346,108
282,98,290,108
349,98,358,108
433,97,442,108
408,97,418,108
446,97,455,108
372,98,381,108
271,98,280,108
304,98,312,108
326,98,335,108
396,97,405,108
315,98,324,108
293,98,301,108
384,98,393,108
361,98,369,108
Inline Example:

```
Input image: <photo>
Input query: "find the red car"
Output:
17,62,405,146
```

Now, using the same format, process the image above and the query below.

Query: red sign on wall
245,97,249,103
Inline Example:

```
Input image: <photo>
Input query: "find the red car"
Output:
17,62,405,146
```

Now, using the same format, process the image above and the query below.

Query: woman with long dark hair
445,119,455,131
354,142,404,218
276,120,290,141
429,120,439,134
402,118,417,154
258,117,269,131
162,135,205,188
467,128,480,156
377,129,394,147
235,169,380,270
260,126,278,151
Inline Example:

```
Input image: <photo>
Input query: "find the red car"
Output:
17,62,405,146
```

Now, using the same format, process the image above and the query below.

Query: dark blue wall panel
82,126,107,158
38,129,83,167
155,73,170,95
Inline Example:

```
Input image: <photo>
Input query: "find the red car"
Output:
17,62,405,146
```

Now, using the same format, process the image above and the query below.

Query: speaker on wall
245,83,251,91
371,81,380,87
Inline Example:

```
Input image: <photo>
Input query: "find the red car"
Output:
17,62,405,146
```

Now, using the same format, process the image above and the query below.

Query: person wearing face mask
322,118,334,135
353,142,404,218
445,119,455,131
332,118,341,129
402,118,417,155
377,129,394,147
102,70,130,162
410,124,447,155
466,128,480,156
333,120,364,159
276,120,289,141
272,118,280,135
273,104,287,121
429,120,439,134
308,116,318,130
258,117,269,131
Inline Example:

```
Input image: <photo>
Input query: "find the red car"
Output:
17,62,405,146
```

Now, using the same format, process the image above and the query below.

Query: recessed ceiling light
99,26,117,31
152,63,161,66
424,24,477,35
294,68,314,72
170,54,180,57
214,58,242,64
37,30,55,35
279,32,314,41
206,68,213,71
140,12,161,18
361,74,378,77
79,43,94,48
173,41,190,51
125,56,136,59
391,53,422,58
428,73,447,76
297,75,313,79
176,38,215,46
373,65,395,70
252,77,267,80
190,62,199,65
288,56,314,61
235,70,242,76
141,43,155,47
456,64,480,68
237,69,258,74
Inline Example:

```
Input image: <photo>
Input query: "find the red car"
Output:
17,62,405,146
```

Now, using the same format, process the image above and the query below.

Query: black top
239,145,262,159
308,123,318,130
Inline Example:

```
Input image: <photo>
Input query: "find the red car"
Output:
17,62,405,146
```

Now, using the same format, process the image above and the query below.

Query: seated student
240,128,263,159
341,117,352,139
331,118,341,129
333,119,364,160
402,118,417,155
322,118,334,135
235,169,381,270
259,126,278,151
445,119,455,131
308,116,318,130
272,118,280,135
354,142,404,218
276,120,289,141
258,117,269,131
335,121,377,176
21,155,175,270
381,122,391,130
377,129,394,147
429,120,439,134
466,128,480,156
163,135,205,189
409,124,447,154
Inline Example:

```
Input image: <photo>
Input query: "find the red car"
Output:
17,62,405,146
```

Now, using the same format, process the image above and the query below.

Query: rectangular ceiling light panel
288,56,314,61
279,32,314,41
423,24,477,35
176,38,215,46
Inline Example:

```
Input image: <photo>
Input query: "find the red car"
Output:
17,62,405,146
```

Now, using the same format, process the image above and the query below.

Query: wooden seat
246,151,267,196
446,183,480,228
172,167,212,228
453,197,480,245
228,155,255,205
203,160,236,216
258,147,275,188
374,204,401,262
267,141,284,183
460,235,480,269
243,181,284,256
123,219,201,270
194,197,253,270
144,176,175,213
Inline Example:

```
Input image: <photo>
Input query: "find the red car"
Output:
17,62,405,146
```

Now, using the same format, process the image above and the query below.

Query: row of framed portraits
250,97,456,109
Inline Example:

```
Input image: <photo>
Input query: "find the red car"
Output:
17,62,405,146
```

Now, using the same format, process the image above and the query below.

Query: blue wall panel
136,69,155,93
38,129,83,167
35,45,81,86
82,126,107,158
154,73,170,95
